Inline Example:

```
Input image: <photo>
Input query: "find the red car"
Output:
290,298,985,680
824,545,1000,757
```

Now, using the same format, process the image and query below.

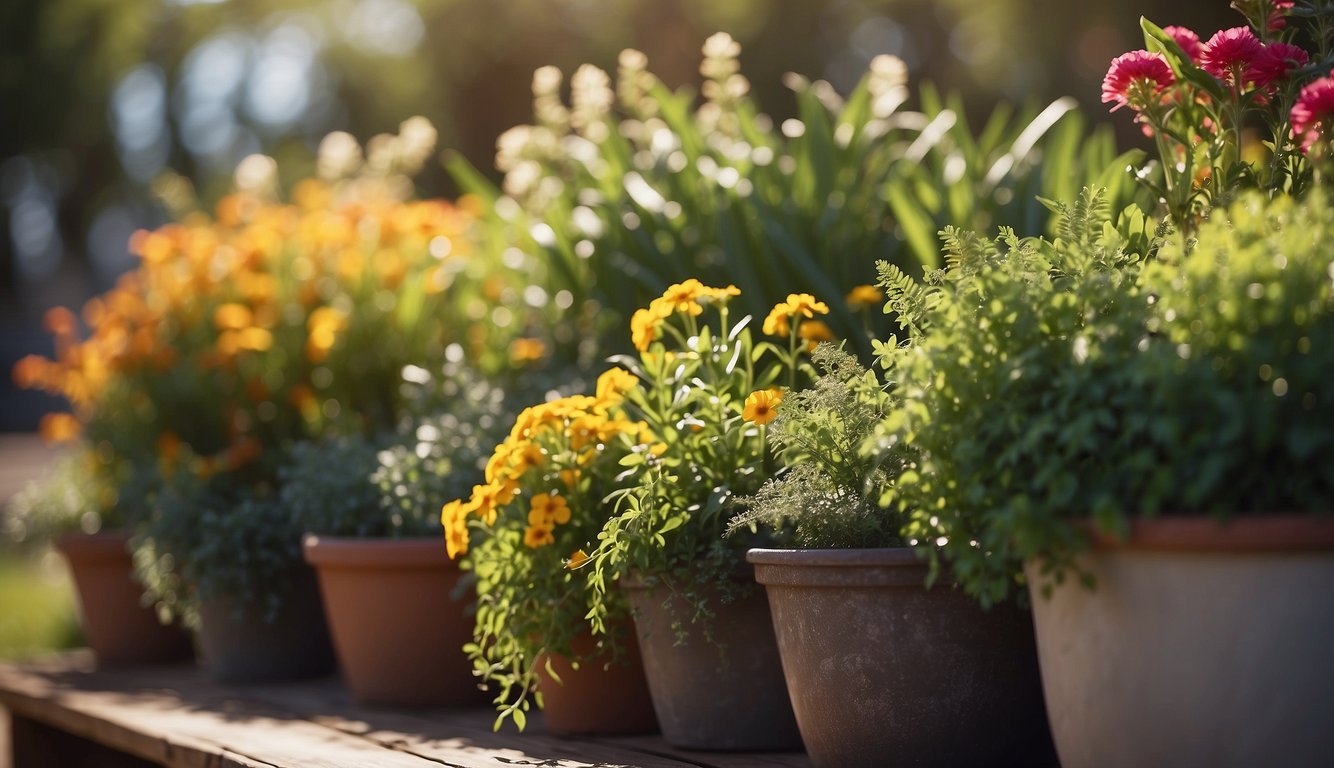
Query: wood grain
0,655,812,768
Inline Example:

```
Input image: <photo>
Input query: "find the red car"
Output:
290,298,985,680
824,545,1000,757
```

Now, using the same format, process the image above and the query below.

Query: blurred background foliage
0,0,1237,430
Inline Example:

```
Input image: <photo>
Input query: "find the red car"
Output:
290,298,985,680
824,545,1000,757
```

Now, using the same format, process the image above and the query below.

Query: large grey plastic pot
748,547,1055,768
196,566,335,684
621,570,802,751
1027,516,1334,768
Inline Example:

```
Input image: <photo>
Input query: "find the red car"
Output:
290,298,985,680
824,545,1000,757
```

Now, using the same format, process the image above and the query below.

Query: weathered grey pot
749,548,1055,768
622,570,802,751
196,566,336,684
1027,516,1334,768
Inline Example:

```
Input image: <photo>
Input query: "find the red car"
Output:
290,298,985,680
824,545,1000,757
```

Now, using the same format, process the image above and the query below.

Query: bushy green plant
884,188,1334,607
3,448,118,550
452,36,1144,362
727,344,907,549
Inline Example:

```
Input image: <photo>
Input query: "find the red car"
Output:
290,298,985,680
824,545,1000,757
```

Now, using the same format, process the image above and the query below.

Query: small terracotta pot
749,547,1055,768
303,535,481,707
622,569,802,751
196,565,336,684
1028,515,1334,768
535,623,659,736
56,532,192,665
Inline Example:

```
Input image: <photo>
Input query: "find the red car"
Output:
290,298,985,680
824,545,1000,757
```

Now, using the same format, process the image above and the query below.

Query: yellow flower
441,500,470,559
846,284,884,310
596,367,639,403
508,337,547,364
705,284,741,301
214,303,254,331
762,303,792,336
631,307,664,352
786,293,830,318
530,492,572,525
655,278,708,317
742,388,783,425
797,320,835,352
565,549,590,570
523,521,556,549
38,412,81,444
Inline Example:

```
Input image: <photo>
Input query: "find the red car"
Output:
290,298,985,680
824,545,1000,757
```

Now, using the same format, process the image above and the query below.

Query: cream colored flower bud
317,131,363,180
234,154,279,197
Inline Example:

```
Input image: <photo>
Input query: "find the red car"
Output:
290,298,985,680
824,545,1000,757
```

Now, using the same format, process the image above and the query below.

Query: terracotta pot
303,535,481,707
55,532,192,665
534,624,659,735
1027,516,1334,768
196,565,336,684
622,569,802,751
749,547,1055,768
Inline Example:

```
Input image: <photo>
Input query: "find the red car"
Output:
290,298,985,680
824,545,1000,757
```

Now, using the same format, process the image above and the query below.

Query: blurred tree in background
0,0,1235,429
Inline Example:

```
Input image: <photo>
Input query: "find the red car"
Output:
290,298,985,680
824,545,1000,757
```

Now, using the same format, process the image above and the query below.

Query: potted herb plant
892,185,1334,768
440,367,657,734
3,443,190,665
585,282,811,751
736,344,1055,768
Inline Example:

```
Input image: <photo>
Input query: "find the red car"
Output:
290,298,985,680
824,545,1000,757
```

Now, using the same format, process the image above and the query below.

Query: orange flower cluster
630,279,740,351
14,173,479,482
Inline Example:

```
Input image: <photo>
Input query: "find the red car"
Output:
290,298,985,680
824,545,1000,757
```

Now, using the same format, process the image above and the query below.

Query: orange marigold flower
742,388,783,425
39,412,81,444
846,284,884,310
565,549,590,570
43,307,78,339
762,303,792,337
214,303,254,331
529,492,572,525
656,278,709,317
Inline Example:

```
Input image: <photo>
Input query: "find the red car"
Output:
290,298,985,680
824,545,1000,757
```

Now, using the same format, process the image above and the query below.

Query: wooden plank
0,656,811,768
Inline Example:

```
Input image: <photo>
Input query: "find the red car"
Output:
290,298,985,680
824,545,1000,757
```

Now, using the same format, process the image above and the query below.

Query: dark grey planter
748,547,1056,768
196,567,336,684
621,570,802,751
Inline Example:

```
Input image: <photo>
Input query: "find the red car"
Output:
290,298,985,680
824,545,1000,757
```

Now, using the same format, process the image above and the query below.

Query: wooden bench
0,653,811,768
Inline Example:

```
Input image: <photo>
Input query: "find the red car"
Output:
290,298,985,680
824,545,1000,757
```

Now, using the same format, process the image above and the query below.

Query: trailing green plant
451,36,1145,362
727,344,907,549
880,187,1334,607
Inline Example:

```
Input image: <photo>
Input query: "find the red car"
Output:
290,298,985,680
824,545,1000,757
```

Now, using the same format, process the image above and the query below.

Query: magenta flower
1201,27,1264,87
1250,43,1309,90
1164,26,1204,63
1102,51,1176,113
1290,74,1334,153
1268,0,1295,32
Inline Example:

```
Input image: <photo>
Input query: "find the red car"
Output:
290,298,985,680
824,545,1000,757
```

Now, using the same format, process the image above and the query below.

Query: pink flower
1290,73,1334,153
1250,43,1309,90
1102,51,1176,113
1269,1,1295,32
1164,26,1204,63
1201,27,1264,87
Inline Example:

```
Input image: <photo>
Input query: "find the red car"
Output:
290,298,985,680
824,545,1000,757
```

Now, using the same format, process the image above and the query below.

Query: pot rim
55,530,134,560
747,547,952,588
1085,515,1334,553
302,534,456,569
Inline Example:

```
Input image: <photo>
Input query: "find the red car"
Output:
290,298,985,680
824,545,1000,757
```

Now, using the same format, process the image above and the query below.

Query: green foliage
454,39,1143,362
3,448,119,550
729,344,908,549
886,189,1334,607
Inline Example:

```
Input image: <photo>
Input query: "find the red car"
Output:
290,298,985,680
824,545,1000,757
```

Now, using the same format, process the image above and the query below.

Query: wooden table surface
0,654,811,768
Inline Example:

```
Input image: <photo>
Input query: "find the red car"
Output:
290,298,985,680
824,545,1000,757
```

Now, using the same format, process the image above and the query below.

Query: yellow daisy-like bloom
655,278,709,317
762,303,792,336
631,307,664,351
441,499,470,559
508,337,547,364
798,320,835,352
565,548,590,570
596,367,639,403
530,492,572,525
742,388,783,425
213,303,254,331
705,284,741,301
846,284,884,310
785,293,830,318
523,521,556,549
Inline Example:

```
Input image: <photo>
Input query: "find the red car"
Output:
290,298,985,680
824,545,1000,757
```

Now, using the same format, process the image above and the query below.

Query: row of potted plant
4,1,1332,767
